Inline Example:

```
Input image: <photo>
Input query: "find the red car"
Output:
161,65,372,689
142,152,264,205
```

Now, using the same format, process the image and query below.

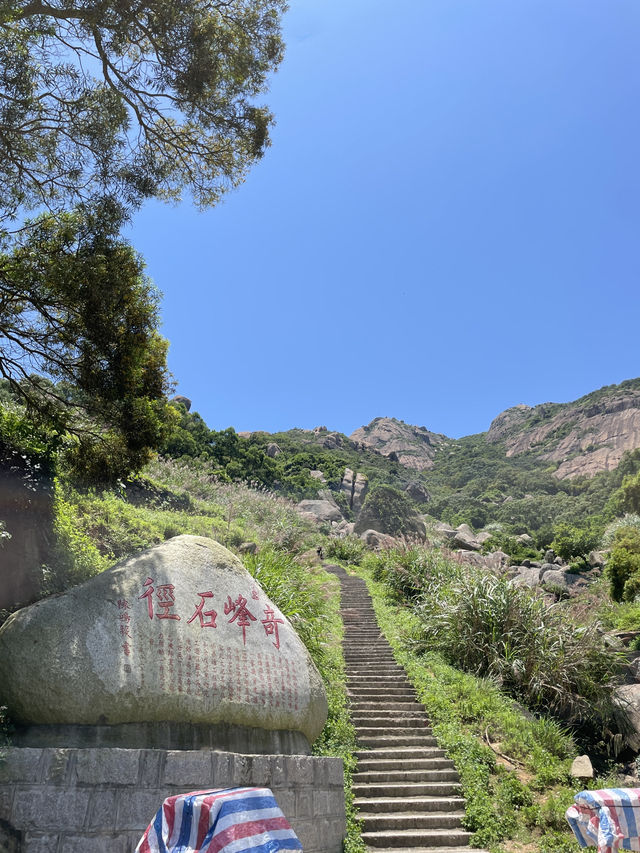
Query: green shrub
325,536,365,565
413,567,622,733
354,485,424,538
602,514,640,547
606,527,640,601
551,521,602,564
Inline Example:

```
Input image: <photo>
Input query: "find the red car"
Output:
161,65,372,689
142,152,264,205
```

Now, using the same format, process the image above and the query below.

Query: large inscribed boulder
0,536,327,754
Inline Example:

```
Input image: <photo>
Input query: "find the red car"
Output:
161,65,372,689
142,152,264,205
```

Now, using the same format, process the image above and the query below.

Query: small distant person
316,545,324,560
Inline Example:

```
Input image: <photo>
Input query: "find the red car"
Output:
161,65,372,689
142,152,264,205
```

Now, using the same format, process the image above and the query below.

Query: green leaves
0,0,286,218
0,205,174,481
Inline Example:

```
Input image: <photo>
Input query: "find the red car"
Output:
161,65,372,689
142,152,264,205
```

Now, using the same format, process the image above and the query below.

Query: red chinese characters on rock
134,582,286,656
138,578,180,620
224,594,257,645
261,606,284,650
187,592,217,628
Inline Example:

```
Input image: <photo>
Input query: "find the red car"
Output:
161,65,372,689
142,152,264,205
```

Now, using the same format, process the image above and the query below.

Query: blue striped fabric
136,787,303,853
566,789,640,853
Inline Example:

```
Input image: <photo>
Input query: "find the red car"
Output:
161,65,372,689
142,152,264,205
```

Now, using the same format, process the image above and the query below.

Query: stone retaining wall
0,748,345,853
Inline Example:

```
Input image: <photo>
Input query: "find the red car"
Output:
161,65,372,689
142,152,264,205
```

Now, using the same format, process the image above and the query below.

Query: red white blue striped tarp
135,786,303,853
566,789,640,853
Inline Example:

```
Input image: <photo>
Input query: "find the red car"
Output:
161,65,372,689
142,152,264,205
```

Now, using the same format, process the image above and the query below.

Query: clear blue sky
127,0,640,439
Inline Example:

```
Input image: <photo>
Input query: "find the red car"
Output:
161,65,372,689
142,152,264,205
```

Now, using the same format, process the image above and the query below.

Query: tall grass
364,545,625,741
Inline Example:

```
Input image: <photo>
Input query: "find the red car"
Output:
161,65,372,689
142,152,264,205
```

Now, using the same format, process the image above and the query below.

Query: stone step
360,813,465,832
354,796,465,814
356,748,446,760
350,701,424,712
357,758,454,772
361,829,473,848
346,670,408,676
351,709,427,718
354,769,460,784
346,666,407,674
355,726,433,737
357,735,441,748
348,685,414,694
349,689,418,698
348,680,414,690
352,718,431,729
364,848,487,853
353,782,463,799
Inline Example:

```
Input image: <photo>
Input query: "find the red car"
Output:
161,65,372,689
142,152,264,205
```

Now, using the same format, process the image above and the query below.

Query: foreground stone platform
0,747,345,853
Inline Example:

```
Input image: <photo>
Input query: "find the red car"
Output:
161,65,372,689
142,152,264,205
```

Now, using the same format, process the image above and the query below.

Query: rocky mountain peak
349,417,448,471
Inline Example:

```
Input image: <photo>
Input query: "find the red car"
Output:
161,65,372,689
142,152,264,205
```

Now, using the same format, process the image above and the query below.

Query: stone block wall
0,748,345,853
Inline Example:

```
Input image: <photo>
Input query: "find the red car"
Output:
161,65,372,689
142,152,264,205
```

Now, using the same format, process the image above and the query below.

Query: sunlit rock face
0,535,327,753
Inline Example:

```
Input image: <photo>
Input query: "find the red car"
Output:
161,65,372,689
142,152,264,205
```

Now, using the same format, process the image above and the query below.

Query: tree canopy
0,0,286,223
0,202,175,479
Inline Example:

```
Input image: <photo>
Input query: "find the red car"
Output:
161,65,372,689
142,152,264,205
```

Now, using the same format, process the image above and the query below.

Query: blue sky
127,0,640,439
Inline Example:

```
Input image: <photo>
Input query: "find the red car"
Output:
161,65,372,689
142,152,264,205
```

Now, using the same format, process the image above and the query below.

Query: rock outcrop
350,418,448,471
487,382,640,479
0,536,327,751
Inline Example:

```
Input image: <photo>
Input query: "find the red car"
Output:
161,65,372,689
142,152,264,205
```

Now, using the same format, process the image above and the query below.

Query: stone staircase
325,564,487,853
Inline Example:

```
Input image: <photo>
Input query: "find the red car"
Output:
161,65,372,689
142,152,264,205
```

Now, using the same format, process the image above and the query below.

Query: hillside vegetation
4,378,640,853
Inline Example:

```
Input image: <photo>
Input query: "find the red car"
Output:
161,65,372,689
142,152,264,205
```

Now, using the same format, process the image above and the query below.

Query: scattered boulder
516,533,533,545
541,568,588,595
456,550,489,568
0,536,328,750
404,482,431,503
554,556,565,566
485,550,510,570
309,470,326,483
238,542,258,555
451,524,481,551
512,566,545,588
318,489,340,509
614,684,640,751
434,522,457,541
352,473,369,513
360,529,396,549
313,426,328,434
340,468,355,501
297,500,343,524
571,755,594,779
332,521,355,538
589,550,606,568
322,432,344,450
266,442,282,458
544,549,556,563
476,531,493,546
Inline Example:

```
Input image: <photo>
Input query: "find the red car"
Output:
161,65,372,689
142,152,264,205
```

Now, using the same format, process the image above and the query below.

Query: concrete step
352,718,431,730
357,735,441,748
354,726,433,737
361,829,473,848
356,748,446,760
354,796,465,814
351,709,428,718
357,758,454,772
346,667,407,675
353,782,463,799
354,769,460,784
360,813,465,832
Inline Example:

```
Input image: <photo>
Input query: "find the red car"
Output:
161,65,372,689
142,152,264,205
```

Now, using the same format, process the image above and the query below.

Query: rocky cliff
349,418,448,471
486,380,640,479
347,379,640,482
